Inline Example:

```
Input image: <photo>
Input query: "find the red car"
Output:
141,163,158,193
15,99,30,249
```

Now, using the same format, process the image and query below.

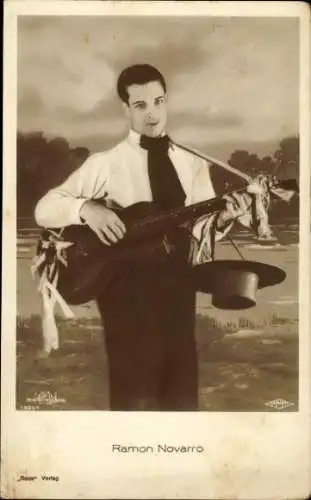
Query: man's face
123,80,168,138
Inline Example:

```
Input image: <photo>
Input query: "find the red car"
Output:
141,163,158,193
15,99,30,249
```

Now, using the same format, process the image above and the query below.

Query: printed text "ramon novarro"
112,444,204,453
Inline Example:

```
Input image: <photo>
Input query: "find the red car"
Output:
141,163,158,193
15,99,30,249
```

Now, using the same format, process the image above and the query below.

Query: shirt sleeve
34,152,110,228
190,157,216,204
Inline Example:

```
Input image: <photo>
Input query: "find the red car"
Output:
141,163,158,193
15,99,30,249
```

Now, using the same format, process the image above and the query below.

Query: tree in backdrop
270,135,299,220
273,136,299,182
227,135,299,182
209,135,299,221
17,131,299,220
17,131,90,218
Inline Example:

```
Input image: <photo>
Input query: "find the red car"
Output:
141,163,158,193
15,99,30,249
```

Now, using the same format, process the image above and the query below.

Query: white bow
31,238,75,355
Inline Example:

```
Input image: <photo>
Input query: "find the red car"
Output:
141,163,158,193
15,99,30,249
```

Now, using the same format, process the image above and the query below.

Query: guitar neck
130,197,226,237
125,176,298,239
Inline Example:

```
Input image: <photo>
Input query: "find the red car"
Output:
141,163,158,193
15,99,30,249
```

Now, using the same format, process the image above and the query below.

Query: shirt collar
127,129,143,147
127,129,174,150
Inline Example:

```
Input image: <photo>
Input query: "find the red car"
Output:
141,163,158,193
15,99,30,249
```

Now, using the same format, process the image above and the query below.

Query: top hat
192,260,286,310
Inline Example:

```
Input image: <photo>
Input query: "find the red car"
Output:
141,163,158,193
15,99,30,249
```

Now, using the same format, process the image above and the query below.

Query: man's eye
135,104,146,110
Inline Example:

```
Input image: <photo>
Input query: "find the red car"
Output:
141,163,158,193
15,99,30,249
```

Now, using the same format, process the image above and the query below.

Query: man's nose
147,109,157,121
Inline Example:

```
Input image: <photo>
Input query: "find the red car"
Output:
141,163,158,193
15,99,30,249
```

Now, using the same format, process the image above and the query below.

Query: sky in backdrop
18,15,299,160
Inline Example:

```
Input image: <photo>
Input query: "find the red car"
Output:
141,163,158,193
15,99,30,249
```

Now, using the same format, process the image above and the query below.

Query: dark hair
117,64,167,103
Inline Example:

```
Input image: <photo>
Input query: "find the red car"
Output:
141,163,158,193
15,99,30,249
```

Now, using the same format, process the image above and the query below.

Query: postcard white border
2,2,311,499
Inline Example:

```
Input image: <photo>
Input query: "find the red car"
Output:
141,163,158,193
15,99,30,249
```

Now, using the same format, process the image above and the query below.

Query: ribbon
190,173,283,265
31,233,75,354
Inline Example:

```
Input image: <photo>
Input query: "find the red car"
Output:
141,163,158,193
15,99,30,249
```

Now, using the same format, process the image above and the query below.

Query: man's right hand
79,200,126,245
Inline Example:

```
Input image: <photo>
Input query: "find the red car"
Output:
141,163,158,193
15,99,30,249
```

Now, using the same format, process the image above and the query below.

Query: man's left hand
216,192,250,230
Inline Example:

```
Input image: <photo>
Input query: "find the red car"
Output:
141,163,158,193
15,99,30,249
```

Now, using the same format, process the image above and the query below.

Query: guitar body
56,202,192,305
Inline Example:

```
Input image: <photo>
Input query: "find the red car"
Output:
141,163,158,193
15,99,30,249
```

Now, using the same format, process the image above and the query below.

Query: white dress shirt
34,129,228,247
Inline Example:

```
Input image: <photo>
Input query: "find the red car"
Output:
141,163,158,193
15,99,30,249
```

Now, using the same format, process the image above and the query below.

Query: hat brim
192,260,286,295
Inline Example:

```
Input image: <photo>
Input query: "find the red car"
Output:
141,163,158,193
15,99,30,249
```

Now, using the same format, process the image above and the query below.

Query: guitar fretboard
129,197,226,237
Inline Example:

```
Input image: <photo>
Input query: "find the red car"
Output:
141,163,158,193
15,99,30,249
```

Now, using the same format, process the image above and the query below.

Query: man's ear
122,101,130,117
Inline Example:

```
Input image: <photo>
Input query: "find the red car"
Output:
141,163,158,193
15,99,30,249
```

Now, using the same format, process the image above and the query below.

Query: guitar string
131,195,258,262
129,185,252,233
56,181,275,261
129,193,262,264
127,174,283,233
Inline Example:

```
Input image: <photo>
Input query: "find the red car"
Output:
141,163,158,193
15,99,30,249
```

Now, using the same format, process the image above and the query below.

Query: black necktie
140,134,186,210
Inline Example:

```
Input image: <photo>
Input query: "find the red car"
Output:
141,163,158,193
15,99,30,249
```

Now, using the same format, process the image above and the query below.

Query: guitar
37,196,226,305
36,176,298,306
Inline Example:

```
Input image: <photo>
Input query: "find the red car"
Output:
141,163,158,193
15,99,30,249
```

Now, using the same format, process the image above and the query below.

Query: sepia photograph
16,11,300,413
2,1,310,499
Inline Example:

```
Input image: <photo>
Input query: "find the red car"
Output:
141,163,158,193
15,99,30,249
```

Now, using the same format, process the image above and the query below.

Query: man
34,64,242,411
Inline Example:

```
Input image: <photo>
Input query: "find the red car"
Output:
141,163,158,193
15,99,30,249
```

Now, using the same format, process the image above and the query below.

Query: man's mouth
146,122,159,126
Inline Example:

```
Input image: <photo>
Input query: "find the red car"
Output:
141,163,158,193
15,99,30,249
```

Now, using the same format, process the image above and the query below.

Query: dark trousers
96,255,198,411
